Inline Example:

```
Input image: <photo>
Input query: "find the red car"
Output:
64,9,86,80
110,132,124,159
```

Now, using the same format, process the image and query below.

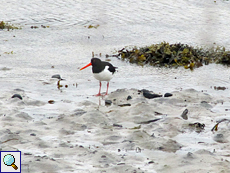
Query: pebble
113,123,123,128
141,89,162,99
143,92,162,99
105,100,112,106
164,93,173,97
181,109,188,120
118,103,131,107
11,94,23,100
51,74,64,80
127,95,132,100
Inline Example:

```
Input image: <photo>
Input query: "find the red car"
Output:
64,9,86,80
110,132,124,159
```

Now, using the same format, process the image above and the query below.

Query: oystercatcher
80,58,117,96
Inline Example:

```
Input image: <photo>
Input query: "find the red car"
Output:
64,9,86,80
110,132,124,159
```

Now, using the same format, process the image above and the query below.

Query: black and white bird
80,58,117,96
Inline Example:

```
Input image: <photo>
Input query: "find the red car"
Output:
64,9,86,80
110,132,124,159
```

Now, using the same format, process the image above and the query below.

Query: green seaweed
0,21,20,30
117,42,230,70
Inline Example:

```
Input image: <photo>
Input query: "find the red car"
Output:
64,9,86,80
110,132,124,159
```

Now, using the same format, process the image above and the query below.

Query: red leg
95,81,102,96
105,82,109,95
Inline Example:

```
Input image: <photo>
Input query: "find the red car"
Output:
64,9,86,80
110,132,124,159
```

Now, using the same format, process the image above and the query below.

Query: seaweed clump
0,21,20,30
117,42,230,70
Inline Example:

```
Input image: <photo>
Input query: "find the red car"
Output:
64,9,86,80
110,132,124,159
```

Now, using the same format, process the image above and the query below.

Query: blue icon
3,154,18,170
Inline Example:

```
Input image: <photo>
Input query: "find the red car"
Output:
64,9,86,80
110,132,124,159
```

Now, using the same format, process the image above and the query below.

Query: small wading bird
80,58,117,96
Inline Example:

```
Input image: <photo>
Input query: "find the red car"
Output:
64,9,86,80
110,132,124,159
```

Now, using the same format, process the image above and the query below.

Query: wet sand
1,88,230,173
1,0,230,172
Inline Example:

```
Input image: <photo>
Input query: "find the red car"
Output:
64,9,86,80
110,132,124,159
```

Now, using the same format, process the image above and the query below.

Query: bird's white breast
93,66,114,81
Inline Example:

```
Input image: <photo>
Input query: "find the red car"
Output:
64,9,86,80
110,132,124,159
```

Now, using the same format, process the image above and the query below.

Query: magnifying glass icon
3,154,18,170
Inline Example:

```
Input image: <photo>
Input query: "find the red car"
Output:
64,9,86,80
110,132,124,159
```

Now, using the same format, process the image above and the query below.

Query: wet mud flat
1,0,230,172
1,88,230,173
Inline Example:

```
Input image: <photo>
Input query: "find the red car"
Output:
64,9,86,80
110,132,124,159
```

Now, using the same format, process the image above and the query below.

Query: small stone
118,103,131,107
105,100,112,105
127,95,132,100
143,92,162,99
181,109,188,120
105,100,112,106
48,100,55,104
11,94,22,100
117,163,125,165
142,89,162,99
51,74,63,80
113,123,123,128
164,93,173,97
151,133,155,137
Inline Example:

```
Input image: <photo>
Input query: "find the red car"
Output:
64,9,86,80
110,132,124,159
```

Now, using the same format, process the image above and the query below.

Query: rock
11,94,23,100
138,118,162,124
118,103,131,107
48,100,55,104
141,89,162,99
181,109,188,120
164,93,173,97
143,92,162,99
105,100,112,106
113,123,123,128
127,95,132,100
51,74,64,80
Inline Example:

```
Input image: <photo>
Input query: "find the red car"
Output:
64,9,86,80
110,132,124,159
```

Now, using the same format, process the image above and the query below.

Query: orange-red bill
80,62,92,70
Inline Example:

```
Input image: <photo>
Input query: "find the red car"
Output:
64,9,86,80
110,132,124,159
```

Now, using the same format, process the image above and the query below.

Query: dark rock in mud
113,123,123,128
181,109,188,120
51,74,64,80
118,103,131,107
141,89,162,99
164,93,173,97
138,118,162,124
105,100,112,106
11,94,23,100
127,95,132,100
